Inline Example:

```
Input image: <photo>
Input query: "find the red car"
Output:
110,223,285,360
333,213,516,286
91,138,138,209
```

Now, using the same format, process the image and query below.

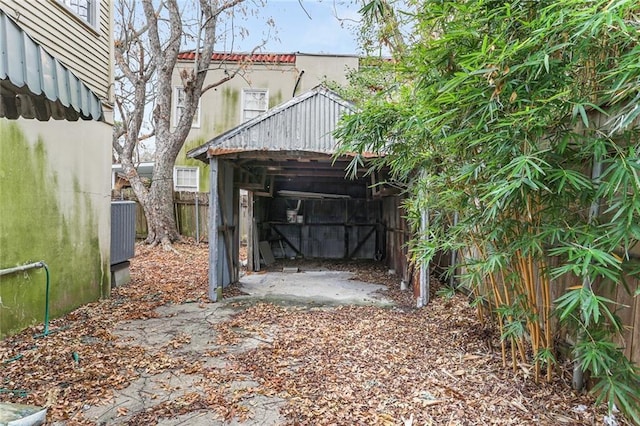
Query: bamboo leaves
336,0,640,421
572,104,589,128
555,286,621,329
549,243,623,283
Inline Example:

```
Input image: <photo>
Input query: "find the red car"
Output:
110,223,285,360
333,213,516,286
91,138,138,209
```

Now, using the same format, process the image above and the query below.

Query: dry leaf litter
0,241,625,425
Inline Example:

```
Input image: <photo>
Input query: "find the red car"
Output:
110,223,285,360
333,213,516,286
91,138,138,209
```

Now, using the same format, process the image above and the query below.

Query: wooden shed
188,86,420,301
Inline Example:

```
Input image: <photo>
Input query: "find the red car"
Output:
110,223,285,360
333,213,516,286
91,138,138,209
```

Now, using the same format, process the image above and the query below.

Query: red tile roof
178,51,296,64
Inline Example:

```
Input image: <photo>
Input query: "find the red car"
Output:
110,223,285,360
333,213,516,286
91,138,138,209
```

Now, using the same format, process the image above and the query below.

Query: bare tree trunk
113,0,262,249
145,159,180,248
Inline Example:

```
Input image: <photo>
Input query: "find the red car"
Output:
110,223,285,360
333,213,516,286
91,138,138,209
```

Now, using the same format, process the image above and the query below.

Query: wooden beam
266,170,358,178
232,181,240,283
254,176,274,197
236,183,267,190
247,191,255,272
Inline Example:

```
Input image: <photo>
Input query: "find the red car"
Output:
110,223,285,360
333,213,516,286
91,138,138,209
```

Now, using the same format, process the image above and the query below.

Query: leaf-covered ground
0,242,625,425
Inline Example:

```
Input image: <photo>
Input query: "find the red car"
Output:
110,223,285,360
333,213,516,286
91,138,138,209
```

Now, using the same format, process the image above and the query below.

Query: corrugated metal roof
0,8,103,121
177,51,297,64
188,86,356,161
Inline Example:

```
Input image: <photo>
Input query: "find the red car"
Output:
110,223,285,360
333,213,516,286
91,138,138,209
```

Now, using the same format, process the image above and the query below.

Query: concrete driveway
237,270,393,307
76,269,394,425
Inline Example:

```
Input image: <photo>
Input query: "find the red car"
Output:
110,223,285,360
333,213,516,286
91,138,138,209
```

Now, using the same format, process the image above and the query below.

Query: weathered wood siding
549,262,640,364
118,191,210,242
174,192,209,242
382,196,411,283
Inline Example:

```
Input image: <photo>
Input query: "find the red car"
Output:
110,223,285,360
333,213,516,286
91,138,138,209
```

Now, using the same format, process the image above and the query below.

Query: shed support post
208,157,220,302
232,182,240,283
418,206,430,308
195,193,200,243
247,191,255,271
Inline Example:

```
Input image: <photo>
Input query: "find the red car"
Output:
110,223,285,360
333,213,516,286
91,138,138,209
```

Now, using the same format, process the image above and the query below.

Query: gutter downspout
293,70,305,97
0,261,51,336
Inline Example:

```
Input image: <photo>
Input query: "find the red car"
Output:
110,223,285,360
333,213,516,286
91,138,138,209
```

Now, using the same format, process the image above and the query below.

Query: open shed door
208,158,239,300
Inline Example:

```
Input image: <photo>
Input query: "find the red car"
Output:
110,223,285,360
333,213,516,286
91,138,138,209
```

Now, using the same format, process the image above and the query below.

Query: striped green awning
0,8,103,121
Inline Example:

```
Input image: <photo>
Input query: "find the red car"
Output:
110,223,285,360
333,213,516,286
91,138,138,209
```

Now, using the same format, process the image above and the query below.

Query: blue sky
215,1,362,55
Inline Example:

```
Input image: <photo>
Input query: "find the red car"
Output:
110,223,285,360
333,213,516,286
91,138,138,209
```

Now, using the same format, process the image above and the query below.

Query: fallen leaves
216,300,615,425
0,241,627,425
0,242,212,423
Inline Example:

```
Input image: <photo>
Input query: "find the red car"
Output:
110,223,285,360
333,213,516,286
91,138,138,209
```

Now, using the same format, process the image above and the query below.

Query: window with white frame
173,167,199,192
242,89,268,122
57,0,97,27
173,87,201,128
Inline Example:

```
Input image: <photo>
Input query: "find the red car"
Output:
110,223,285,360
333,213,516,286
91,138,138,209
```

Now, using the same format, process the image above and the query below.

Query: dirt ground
0,242,625,425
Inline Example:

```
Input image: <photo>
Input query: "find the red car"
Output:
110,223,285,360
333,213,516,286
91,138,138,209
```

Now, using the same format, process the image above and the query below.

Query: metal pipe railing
0,261,51,336
0,261,44,276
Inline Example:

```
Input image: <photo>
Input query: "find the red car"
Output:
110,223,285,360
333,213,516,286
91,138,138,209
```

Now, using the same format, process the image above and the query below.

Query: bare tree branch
113,0,269,249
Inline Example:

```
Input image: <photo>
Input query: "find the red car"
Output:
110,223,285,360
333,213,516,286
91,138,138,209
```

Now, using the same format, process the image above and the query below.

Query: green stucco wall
0,121,109,338
175,86,244,193
177,137,210,193
269,89,283,108
221,86,240,133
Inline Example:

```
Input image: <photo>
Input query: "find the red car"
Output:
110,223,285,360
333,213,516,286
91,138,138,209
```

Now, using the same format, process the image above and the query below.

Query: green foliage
555,287,621,330
325,58,398,107
337,0,640,420
435,284,456,300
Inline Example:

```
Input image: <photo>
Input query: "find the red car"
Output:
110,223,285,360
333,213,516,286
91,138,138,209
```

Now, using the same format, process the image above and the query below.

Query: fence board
463,255,640,365
627,279,640,364
114,190,210,242
614,282,635,360
557,273,639,363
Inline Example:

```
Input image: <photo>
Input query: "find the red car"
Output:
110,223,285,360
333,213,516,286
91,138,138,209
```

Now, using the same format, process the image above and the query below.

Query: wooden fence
114,189,249,243
464,253,640,365
174,192,210,242
551,266,640,365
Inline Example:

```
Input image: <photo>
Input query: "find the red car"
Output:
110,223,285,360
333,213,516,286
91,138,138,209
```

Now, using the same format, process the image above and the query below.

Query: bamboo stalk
469,233,508,366
526,253,542,382
488,271,507,367
540,259,554,382
499,267,519,369
513,251,534,366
